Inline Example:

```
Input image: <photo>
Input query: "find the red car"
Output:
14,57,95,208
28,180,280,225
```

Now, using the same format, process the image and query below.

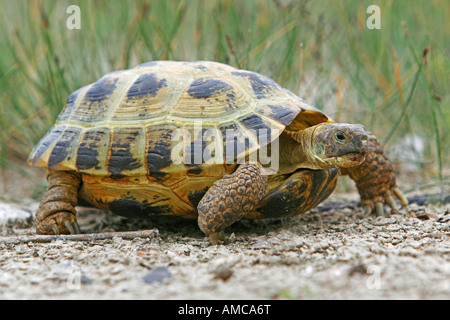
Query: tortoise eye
335,131,346,142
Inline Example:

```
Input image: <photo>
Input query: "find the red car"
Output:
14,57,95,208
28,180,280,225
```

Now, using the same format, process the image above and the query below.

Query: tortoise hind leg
36,170,82,235
197,163,268,244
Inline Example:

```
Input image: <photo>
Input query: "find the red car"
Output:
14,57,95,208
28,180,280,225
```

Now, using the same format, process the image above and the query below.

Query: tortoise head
309,123,368,169
282,122,368,171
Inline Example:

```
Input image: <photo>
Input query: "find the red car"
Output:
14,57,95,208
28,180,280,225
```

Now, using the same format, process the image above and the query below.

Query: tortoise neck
279,125,326,172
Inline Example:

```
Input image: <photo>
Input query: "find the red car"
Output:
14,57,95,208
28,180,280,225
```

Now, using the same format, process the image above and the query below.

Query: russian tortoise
28,61,408,243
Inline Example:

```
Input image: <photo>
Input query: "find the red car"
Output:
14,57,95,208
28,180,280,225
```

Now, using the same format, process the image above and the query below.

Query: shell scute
68,73,133,124
145,124,176,172
231,70,282,99
171,77,248,119
126,73,167,99
48,126,82,169
28,125,65,167
256,103,298,126
237,113,273,146
57,88,84,122
108,127,147,178
76,127,110,173
187,77,233,98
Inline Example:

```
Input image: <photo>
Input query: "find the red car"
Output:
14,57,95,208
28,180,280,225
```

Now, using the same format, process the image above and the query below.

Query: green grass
0,0,448,185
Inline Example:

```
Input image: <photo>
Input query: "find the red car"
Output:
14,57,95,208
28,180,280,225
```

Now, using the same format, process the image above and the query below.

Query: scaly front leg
197,163,268,244
341,134,408,216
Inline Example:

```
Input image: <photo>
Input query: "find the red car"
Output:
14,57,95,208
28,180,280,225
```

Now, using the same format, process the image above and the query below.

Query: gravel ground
1,190,449,300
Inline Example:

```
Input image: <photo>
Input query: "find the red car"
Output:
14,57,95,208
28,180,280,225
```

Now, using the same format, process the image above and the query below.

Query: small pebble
213,267,233,282
143,266,171,284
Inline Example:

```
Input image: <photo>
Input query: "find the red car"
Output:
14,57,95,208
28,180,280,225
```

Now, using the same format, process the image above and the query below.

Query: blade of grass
422,47,443,186
225,34,241,69
382,45,414,146
241,20,297,66
383,61,422,145
119,2,149,69
296,43,304,96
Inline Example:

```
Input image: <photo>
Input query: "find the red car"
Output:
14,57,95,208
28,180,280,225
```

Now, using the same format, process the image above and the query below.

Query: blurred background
0,0,448,201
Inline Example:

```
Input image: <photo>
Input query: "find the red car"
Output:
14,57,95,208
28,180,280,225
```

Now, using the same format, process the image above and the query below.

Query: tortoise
28,60,408,243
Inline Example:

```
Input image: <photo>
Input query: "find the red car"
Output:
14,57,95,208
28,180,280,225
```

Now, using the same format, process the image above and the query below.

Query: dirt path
1,191,449,300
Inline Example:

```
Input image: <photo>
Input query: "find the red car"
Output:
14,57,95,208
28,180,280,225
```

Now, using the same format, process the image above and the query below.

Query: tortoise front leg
36,170,82,235
341,134,408,216
197,163,268,244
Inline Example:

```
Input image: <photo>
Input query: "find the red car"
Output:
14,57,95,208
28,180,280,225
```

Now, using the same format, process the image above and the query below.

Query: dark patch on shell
266,104,297,125
146,149,172,172
257,179,307,218
187,77,233,98
311,168,339,204
108,130,142,178
127,73,167,99
187,167,203,175
238,114,272,146
85,77,118,102
109,198,170,218
148,171,168,181
48,127,82,168
187,188,209,207
76,147,99,170
146,142,172,172
257,168,338,218
231,71,280,99
76,128,109,170
30,126,65,166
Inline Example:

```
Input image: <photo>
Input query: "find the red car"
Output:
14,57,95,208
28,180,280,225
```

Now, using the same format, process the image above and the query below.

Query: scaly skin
341,134,408,216
197,163,268,243
36,170,81,235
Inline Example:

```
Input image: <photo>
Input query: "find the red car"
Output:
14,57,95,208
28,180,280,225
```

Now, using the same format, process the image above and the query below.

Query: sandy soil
0,167,449,300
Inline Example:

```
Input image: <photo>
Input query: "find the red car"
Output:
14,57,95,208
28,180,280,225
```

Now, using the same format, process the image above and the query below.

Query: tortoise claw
362,188,408,217
74,222,81,234
375,202,385,217
385,193,399,213
393,187,409,206
209,231,225,245
360,185,410,217
64,221,75,234
64,221,81,234
37,212,80,235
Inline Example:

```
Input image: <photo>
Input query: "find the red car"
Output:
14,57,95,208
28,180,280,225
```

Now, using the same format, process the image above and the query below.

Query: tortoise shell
28,61,330,179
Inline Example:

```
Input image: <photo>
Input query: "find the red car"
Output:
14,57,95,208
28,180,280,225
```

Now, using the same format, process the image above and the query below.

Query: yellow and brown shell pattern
28,61,335,219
